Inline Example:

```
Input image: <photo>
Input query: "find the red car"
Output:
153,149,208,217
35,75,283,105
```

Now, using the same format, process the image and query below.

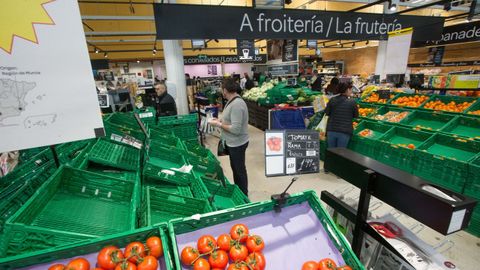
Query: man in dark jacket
154,81,177,117
324,82,359,173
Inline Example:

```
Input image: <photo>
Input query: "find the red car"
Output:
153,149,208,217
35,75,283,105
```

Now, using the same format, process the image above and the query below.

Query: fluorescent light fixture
103,52,108,58
389,3,397,11
95,48,99,54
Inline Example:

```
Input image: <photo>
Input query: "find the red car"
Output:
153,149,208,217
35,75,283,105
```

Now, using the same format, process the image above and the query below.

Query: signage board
427,46,445,65
408,61,480,67
412,21,480,47
237,40,255,60
268,63,299,76
184,54,267,65
282,39,298,62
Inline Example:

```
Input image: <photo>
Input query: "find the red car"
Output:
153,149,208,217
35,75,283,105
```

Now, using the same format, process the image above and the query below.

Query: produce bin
465,99,480,117
183,141,217,163
441,116,480,140
0,225,173,270
143,163,193,186
357,103,380,118
413,134,480,193
146,144,188,169
376,127,434,172
88,139,141,171
190,155,225,181
367,106,411,124
104,112,141,131
1,166,139,257
348,121,393,159
388,93,430,108
55,139,95,167
149,130,185,150
155,114,198,142
421,95,477,114
401,110,456,131
200,176,250,210
140,187,212,227
169,190,364,270
78,159,139,182
104,122,146,143
135,106,156,125
360,92,397,104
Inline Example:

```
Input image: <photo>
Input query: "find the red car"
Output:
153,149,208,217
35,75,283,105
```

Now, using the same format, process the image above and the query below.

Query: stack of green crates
146,144,187,169
348,121,393,159
155,114,198,144
413,134,480,193
465,156,480,237
104,112,141,130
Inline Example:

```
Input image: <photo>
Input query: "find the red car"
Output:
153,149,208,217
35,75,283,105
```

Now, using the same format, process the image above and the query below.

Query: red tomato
97,246,124,270
137,255,158,270
245,252,266,270
230,224,249,243
181,246,200,265
227,263,248,270
114,261,136,270
208,250,229,269
318,258,337,270
48,264,65,270
229,245,248,262
124,242,146,264
246,235,264,253
302,261,319,270
217,234,233,251
146,236,163,258
66,258,90,270
193,258,211,270
197,235,217,254
336,266,352,270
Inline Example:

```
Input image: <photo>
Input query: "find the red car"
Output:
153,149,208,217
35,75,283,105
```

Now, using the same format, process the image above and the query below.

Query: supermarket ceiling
80,0,477,61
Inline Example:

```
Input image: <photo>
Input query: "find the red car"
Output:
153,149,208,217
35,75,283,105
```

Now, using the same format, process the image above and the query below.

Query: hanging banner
408,60,480,67
412,21,480,47
268,63,299,76
237,40,255,60
382,29,413,78
282,40,298,62
0,0,104,152
153,4,444,41
184,54,267,65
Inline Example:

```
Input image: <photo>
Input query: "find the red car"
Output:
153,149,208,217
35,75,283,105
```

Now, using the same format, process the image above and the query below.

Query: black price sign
377,90,391,100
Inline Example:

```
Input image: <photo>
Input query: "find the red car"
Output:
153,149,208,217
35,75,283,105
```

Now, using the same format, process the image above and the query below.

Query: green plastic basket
421,95,477,114
141,187,212,227
190,156,225,181
465,99,480,117
1,166,139,257
104,122,146,143
367,106,412,124
441,116,480,140
168,190,364,270
388,93,430,108
400,110,456,131
88,139,141,171
376,127,434,173
154,114,199,141
55,139,95,167
143,163,193,186
200,176,250,210
183,141,217,162
413,134,480,193
357,103,380,118
348,121,393,159
147,144,188,169
465,155,480,200
0,225,174,270
149,135,185,150
104,112,141,131
78,159,139,182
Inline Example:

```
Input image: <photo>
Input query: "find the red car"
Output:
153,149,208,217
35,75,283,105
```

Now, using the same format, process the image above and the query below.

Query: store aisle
204,125,480,270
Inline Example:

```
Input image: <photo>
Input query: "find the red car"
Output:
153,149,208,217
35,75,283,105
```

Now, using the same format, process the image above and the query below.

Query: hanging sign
408,60,480,67
282,40,298,62
153,4,444,41
0,0,104,152
412,21,480,47
268,63,299,76
265,130,320,177
184,54,267,65
427,46,445,65
237,40,255,60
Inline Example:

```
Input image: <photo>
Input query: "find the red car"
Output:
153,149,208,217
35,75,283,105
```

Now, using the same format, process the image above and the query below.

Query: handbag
216,96,241,156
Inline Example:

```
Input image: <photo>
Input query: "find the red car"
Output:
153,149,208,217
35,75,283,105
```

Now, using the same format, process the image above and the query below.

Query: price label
110,134,123,142
286,157,296,174
139,112,154,118
306,150,316,157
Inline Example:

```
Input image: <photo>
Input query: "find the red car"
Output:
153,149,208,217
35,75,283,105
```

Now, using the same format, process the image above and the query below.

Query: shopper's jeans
228,142,249,196
327,131,351,149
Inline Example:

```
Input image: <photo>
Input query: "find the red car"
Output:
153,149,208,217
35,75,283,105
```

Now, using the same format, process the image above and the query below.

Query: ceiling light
389,3,397,11
95,48,99,54
366,40,369,45
137,60,140,63
443,2,451,11
337,40,341,45
323,42,326,47
261,48,264,52
103,52,108,58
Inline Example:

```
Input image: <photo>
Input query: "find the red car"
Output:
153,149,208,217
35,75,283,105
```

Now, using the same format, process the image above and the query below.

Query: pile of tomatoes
48,236,163,270
391,95,429,107
468,110,480,115
423,99,474,113
180,224,266,270
302,258,351,270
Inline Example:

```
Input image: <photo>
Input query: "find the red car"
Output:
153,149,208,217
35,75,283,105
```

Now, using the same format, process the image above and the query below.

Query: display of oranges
468,110,480,115
358,107,376,117
391,95,429,107
423,99,474,113
363,93,394,103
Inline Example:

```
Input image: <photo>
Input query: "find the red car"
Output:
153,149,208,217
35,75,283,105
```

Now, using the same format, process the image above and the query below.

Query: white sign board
383,29,413,78
0,0,104,152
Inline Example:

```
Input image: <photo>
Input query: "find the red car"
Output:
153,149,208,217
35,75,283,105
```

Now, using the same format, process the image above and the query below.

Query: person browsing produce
209,79,249,196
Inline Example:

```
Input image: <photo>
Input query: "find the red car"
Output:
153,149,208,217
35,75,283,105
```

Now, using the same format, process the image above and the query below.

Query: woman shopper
208,79,249,196
324,82,359,173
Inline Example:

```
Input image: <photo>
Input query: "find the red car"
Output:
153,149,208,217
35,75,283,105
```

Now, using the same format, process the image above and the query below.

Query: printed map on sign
0,0,104,152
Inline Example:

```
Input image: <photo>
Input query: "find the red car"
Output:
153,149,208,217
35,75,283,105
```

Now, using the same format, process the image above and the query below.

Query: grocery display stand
321,148,478,264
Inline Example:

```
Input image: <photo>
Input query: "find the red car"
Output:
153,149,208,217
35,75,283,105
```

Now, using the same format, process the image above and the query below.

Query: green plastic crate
136,106,156,124
441,116,480,140
200,176,250,210
421,95,477,114
183,141,217,162
465,99,480,117
55,139,95,167
189,176,211,201
190,155,225,181
104,122,146,143
360,91,397,105
413,134,480,193
465,155,480,200
388,93,430,108
1,149,53,188
376,127,434,173
157,114,198,126
147,184,193,198
78,159,139,182
367,106,412,124
357,103,380,118
149,134,185,150
348,121,393,159
141,187,212,227
400,110,456,132
168,190,364,270
88,139,141,171
1,166,139,257
147,144,188,169
143,163,193,186
0,225,174,270
19,147,49,162
104,112,141,131
154,114,198,141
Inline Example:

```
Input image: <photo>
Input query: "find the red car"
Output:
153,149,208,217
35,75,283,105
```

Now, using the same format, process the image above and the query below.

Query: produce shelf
421,95,477,114
465,99,480,117
400,110,455,131
169,190,364,270
348,121,393,159
0,225,173,270
441,116,480,139
357,103,380,118
360,92,397,104
388,93,430,108
367,106,412,124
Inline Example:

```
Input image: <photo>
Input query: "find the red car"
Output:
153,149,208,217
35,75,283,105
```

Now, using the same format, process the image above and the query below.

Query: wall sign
427,46,445,65
153,4,444,41
184,54,267,65
237,40,255,60
268,63,299,76
265,130,320,177
98,94,109,108
408,61,480,67
282,40,298,62
412,21,480,47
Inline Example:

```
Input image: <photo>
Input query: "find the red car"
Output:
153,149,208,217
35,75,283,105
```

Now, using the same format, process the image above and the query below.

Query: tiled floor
203,125,480,270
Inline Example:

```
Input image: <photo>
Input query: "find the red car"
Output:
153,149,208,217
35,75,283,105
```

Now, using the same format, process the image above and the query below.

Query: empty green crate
147,145,187,169
141,187,212,226
88,139,141,171
465,156,480,200
168,190,364,270
183,141,217,161
367,106,412,124
104,112,141,130
19,147,49,162
413,134,480,193
1,166,139,257
465,100,480,117
149,134,185,150
104,122,146,143
201,176,250,210
421,95,477,114
376,127,434,173
78,159,139,182
401,110,456,131
0,225,173,270
190,156,225,181
156,114,198,126
147,184,193,198
189,176,211,201
143,163,193,186
55,139,95,167
348,121,393,159
154,114,198,141
136,107,156,124
441,116,480,140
